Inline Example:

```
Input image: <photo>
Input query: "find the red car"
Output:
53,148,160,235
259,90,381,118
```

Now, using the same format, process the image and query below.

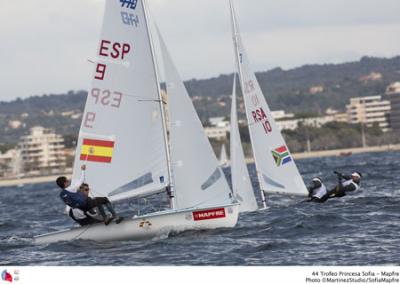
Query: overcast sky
1,0,400,101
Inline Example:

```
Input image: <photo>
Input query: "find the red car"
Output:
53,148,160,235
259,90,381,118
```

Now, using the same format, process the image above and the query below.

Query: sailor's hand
81,164,86,171
333,171,342,176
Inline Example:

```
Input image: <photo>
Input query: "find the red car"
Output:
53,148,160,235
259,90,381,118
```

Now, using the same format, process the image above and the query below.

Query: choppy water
0,152,399,265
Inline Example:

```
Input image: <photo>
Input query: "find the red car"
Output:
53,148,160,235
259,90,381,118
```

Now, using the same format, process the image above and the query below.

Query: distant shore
1,144,400,188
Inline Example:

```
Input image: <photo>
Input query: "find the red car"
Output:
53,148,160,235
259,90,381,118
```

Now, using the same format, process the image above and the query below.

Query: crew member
307,177,329,203
328,171,362,198
56,165,123,225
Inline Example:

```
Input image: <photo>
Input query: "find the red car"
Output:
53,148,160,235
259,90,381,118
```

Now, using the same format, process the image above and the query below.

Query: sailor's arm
65,165,86,193
343,183,357,192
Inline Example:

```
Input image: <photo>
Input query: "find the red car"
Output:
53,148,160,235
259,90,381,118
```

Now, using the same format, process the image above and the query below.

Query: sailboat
34,0,238,244
229,0,308,209
219,144,229,168
229,75,258,212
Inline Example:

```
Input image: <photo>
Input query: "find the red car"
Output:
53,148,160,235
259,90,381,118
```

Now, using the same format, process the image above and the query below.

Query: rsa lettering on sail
252,107,272,134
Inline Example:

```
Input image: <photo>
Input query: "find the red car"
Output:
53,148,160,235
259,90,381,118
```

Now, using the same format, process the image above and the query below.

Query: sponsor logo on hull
193,208,226,221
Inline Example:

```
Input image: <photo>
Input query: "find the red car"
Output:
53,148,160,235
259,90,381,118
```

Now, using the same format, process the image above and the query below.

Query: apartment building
346,96,391,131
19,126,66,175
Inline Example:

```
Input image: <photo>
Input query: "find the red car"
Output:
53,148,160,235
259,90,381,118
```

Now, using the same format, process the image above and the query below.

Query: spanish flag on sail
80,138,115,163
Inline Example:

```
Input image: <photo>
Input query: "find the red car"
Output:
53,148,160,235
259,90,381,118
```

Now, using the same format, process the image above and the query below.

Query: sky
1,0,400,101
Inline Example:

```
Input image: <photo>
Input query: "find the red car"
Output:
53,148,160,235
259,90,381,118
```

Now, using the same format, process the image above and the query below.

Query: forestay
158,29,233,210
230,75,258,212
230,0,308,196
72,0,170,202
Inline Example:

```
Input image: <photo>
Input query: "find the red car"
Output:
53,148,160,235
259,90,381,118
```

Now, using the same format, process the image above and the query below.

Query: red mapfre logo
193,208,226,221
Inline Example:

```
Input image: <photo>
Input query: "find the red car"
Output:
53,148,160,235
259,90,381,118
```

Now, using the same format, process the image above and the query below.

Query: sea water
0,151,399,265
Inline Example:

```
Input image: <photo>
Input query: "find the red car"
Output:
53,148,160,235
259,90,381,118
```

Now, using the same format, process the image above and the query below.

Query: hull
34,203,239,244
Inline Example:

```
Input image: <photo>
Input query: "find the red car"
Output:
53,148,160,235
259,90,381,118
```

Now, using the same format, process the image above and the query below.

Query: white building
204,125,230,140
19,126,66,175
271,110,294,120
346,96,391,131
209,116,229,128
0,149,22,178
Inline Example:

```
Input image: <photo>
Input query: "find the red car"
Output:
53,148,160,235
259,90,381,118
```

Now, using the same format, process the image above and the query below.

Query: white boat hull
34,203,239,244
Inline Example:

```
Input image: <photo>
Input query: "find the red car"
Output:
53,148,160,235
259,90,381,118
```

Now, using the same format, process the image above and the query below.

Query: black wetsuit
68,208,101,226
80,197,117,220
328,175,360,198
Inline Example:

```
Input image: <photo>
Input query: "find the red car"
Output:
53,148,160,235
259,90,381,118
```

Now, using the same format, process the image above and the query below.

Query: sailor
56,165,123,225
328,171,362,198
306,177,329,203
79,183,124,225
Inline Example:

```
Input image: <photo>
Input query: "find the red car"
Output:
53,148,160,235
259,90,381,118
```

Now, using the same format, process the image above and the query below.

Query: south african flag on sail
271,145,292,167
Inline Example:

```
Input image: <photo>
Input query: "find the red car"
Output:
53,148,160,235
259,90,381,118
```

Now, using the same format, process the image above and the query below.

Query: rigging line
71,223,94,240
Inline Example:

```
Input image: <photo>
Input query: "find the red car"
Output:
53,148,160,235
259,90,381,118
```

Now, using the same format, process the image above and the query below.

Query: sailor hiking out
307,177,329,203
328,171,362,198
56,165,124,226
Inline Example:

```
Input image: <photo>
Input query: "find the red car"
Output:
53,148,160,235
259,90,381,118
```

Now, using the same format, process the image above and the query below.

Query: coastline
1,144,400,188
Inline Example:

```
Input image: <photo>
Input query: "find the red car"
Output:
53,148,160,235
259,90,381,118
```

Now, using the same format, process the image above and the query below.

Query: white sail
219,144,228,167
158,30,233,210
230,75,258,212
230,0,308,197
71,0,170,202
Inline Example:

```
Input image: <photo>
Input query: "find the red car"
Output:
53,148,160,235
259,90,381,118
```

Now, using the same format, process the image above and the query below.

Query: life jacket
342,179,360,191
59,189,87,209
311,182,327,199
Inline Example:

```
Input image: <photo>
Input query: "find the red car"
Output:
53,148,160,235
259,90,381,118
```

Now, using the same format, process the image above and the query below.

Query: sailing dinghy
34,0,238,244
229,0,308,209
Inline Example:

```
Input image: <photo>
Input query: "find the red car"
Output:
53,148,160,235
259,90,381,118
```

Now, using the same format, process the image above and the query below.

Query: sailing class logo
271,145,292,167
120,0,137,10
193,208,226,221
1,270,13,283
80,138,115,163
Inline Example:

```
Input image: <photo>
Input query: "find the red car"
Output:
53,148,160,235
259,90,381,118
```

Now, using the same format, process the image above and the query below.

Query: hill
1,55,400,145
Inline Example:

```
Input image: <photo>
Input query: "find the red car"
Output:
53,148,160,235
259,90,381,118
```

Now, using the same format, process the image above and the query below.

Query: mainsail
219,144,228,167
229,0,308,202
230,75,258,212
71,0,170,202
158,29,233,210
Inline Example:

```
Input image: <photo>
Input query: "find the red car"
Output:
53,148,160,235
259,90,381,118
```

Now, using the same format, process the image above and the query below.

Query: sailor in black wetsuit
307,177,329,203
328,171,362,198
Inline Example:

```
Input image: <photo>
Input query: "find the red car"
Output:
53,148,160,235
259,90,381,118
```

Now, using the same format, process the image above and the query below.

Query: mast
229,0,267,208
142,0,176,209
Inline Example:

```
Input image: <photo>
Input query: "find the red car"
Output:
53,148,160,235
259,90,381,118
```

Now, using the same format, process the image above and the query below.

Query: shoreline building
19,126,66,176
385,82,400,132
0,149,21,178
346,96,391,132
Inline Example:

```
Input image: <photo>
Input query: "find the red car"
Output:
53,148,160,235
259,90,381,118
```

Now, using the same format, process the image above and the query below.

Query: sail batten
229,0,308,199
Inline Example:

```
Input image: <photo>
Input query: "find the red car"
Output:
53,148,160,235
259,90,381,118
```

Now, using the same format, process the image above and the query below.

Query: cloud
0,0,399,101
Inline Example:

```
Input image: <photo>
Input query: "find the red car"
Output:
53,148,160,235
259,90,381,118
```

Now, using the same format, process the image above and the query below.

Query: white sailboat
219,144,229,168
230,75,258,212
34,0,238,244
229,0,308,209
